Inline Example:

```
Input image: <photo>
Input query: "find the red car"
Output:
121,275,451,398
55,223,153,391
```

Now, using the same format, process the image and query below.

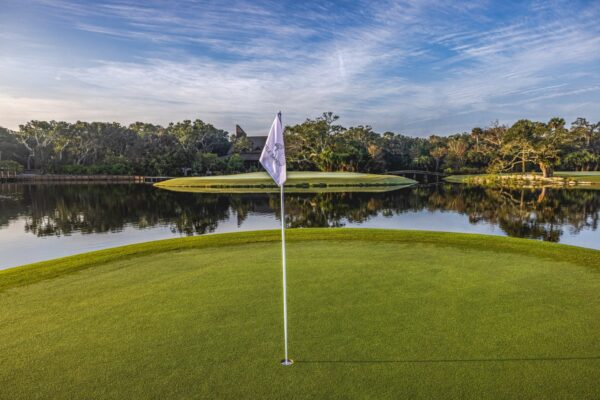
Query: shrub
226,154,245,173
0,160,24,173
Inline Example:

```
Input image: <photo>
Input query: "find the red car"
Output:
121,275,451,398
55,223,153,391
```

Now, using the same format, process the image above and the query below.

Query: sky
0,0,599,136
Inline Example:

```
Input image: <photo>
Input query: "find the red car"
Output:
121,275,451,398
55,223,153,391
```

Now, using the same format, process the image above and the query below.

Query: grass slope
155,171,415,191
1,229,600,399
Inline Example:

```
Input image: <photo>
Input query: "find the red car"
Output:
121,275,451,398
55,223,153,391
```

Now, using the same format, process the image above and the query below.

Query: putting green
1,229,599,399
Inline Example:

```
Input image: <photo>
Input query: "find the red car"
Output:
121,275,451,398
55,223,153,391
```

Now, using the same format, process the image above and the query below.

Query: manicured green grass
1,229,599,399
156,184,410,193
444,174,486,183
155,171,415,192
555,171,600,183
446,172,600,185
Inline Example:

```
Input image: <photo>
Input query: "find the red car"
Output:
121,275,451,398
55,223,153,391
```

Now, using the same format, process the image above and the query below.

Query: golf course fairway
1,229,599,399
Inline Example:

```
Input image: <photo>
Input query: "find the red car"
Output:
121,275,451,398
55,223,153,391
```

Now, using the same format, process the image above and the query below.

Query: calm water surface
1,183,599,269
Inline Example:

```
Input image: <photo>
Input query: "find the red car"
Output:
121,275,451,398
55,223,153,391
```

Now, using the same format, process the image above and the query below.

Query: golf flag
259,112,286,187
259,112,292,366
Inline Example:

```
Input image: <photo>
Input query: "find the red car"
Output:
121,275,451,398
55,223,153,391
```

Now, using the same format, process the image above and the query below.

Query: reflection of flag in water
259,112,292,366
259,112,286,187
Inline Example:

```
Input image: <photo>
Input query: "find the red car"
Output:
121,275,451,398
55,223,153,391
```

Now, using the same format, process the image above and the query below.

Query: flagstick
280,183,292,366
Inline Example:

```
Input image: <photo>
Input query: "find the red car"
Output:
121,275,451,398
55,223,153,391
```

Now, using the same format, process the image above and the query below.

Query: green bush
0,160,24,173
60,165,88,174
193,153,227,175
226,154,245,173
445,166,484,175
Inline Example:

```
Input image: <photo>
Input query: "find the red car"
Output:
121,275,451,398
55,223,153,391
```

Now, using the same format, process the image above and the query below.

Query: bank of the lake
1,229,599,399
155,171,416,191
446,171,600,187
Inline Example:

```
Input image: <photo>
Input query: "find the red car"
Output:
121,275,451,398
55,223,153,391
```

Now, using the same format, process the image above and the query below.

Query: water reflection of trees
0,184,24,228
284,193,383,228
284,186,600,242
0,183,599,242
0,184,235,236
421,185,600,242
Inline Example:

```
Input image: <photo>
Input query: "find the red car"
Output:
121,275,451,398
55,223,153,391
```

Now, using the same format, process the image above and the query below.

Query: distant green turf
444,174,486,183
446,171,600,186
1,229,599,399
555,171,600,183
155,171,415,192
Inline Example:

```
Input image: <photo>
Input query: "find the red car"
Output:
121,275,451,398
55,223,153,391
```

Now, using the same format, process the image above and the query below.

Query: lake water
1,182,599,269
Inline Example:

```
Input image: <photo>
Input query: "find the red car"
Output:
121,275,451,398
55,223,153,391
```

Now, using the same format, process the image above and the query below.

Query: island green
155,171,416,192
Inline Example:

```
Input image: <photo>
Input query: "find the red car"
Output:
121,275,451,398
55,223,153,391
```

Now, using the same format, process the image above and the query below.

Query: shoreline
446,172,600,188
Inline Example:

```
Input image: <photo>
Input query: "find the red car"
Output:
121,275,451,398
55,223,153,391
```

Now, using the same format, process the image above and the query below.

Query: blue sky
1,0,599,136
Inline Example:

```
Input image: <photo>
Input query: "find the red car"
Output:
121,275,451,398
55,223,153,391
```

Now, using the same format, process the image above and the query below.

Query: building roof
247,136,267,151
235,136,266,161
230,124,267,161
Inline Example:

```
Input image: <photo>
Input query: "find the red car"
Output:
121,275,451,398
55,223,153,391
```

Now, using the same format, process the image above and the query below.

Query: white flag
260,112,287,186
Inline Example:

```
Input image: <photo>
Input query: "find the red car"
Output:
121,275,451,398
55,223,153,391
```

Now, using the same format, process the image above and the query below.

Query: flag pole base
281,359,294,366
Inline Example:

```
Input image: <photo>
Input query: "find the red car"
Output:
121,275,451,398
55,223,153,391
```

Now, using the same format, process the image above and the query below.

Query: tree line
1,113,598,177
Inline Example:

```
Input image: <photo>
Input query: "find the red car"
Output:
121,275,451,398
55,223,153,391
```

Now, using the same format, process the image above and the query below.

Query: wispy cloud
1,0,599,134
